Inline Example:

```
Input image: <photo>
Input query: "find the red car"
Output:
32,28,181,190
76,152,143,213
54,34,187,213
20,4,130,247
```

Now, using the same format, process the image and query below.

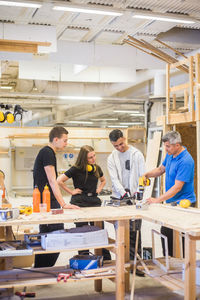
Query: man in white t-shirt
107,129,145,276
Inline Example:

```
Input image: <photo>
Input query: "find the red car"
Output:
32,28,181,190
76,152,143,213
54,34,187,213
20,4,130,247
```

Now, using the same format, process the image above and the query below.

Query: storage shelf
33,243,116,254
0,265,117,289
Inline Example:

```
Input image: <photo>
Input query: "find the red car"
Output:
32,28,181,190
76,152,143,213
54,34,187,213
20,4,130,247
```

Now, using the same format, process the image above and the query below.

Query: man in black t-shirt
33,126,79,268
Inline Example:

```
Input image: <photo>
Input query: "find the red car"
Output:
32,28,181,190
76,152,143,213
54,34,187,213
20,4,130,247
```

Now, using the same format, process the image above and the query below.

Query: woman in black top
57,145,106,207
58,145,111,260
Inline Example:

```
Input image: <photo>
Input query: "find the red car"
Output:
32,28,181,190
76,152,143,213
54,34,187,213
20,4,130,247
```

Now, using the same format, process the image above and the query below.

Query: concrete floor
21,275,184,300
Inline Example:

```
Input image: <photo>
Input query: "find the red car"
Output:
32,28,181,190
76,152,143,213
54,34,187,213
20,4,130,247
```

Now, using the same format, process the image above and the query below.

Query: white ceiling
0,0,200,127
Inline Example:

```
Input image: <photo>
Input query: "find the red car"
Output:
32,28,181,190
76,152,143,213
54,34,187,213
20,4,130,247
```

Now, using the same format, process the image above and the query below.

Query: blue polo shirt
162,148,196,204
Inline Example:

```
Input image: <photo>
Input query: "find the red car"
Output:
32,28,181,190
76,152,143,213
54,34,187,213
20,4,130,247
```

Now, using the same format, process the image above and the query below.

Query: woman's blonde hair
74,145,100,178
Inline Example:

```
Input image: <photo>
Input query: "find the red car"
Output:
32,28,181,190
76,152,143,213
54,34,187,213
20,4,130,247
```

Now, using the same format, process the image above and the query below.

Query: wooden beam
172,94,176,110
155,39,187,59
123,39,167,62
184,90,189,108
170,82,190,93
170,58,189,69
189,56,195,121
166,64,170,124
0,39,51,54
184,233,196,300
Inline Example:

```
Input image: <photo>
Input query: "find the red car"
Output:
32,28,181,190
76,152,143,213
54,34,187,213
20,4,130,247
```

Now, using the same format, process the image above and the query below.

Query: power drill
136,176,151,201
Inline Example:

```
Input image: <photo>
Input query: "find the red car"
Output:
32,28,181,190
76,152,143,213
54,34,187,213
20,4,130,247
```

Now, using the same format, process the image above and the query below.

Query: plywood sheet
143,131,162,199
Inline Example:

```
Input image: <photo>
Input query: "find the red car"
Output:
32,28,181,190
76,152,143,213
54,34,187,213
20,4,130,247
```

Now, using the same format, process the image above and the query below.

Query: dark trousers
161,202,195,257
130,219,142,260
34,223,64,268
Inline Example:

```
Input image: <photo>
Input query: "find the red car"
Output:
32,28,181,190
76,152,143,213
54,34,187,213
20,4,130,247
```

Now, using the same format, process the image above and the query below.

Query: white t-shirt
118,147,131,192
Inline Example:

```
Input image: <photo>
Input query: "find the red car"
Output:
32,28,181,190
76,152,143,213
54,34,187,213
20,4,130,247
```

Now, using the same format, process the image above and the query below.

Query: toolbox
69,253,103,270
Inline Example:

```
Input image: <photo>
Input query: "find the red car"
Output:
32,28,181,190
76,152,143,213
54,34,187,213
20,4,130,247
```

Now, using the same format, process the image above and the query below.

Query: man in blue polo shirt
143,131,196,256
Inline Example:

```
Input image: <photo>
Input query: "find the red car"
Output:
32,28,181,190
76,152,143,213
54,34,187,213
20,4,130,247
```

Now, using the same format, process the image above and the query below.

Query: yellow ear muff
5,112,14,124
0,111,5,123
87,164,96,172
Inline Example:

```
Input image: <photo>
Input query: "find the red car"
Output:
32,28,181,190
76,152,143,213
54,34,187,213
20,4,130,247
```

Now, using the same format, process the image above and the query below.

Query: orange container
33,186,41,213
2,187,5,199
42,184,51,212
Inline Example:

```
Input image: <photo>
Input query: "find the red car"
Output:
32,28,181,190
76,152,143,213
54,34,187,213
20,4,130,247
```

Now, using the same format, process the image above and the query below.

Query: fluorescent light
0,86,12,89
68,121,93,124
133,14,195,24
53,5,122,16
130,113,145,117
58,96,102,101
0,1,41,8
119,122,143,125
107,125,128,128
91,118,118,121
114,110,142,114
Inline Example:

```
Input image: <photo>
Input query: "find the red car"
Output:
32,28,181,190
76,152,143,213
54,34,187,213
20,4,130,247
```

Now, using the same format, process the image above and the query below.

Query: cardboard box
41,229,108,250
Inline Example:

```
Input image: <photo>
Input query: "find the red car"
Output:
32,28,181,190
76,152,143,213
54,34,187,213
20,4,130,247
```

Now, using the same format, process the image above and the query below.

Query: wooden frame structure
157,53,200,207
0,205,200,299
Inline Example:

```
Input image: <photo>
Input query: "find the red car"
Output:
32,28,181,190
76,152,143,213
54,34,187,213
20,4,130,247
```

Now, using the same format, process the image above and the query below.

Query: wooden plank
170,82,190,93
130,230,139,300
0,39,51,54
189,56,195,121
94,221,103,292
166,64,170,123
184,90,189,108
124,220,130,293
172,94,176,110
143,131,162,199
0,39,51,46
167,112,193,124
173,230,182,258
123,39,169,63
170,58,189,69
139,38,188,73
196,120,200,208
195,53,200,121
184,233,196,300
115,220,125,300
155,39,187,59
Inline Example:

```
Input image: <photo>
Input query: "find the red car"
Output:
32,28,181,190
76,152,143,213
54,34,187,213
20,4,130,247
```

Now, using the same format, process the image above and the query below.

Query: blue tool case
69,252,103,270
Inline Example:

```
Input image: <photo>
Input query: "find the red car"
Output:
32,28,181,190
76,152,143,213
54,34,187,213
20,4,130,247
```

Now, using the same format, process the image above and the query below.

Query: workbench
0,204,200,300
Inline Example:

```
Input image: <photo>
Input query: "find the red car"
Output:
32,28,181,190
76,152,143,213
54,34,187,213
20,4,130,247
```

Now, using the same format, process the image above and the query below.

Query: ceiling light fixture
119,122,143,125
107,125,128,128
114,110,142,114
58,96,102,101
133,13,195,24
0,1,41,8
53,5,122,16
130,113,145,117
91,118,118,121
68,121,93,124
0,86,12,90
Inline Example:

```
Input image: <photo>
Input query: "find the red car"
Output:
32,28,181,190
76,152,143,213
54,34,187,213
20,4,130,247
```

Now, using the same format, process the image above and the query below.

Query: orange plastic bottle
42,184,51,212
33,185,41,213
2,187,5,200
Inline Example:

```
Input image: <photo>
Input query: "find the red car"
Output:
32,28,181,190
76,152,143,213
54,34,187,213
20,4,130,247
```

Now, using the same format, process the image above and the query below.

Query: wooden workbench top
1,204,200,236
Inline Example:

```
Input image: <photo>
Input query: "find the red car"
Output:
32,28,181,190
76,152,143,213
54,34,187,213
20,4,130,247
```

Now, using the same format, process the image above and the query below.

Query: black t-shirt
65,166,103,195
33,146,60,209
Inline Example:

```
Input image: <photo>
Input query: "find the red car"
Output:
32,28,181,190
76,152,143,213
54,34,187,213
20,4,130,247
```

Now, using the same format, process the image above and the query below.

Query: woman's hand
63,204,80,209
71,188,82,195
